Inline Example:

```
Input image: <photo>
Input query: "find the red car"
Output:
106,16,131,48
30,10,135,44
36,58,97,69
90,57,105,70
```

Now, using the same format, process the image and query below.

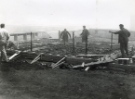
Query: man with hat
80,26,90,42
80,26,90,54
109,24,130,57
0,23,10,62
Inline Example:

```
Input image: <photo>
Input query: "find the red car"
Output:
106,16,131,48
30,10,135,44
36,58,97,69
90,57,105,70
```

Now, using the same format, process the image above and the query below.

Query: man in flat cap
80,26,90,54
0,23,10,62
80,26,90,42
110,24,130,57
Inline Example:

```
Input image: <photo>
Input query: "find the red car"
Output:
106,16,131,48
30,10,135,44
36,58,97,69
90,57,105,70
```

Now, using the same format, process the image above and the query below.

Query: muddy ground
0,64,135,99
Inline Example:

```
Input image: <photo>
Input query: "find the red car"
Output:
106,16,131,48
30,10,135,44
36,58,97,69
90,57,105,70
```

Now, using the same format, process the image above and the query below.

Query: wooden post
85,38,88,54
58,31,61,40
72,32,75,54
111,32,113,51
30,32,33,51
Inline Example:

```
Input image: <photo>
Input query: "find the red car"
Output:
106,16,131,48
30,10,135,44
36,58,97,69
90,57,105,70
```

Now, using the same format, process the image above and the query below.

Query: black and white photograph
0,0,135,99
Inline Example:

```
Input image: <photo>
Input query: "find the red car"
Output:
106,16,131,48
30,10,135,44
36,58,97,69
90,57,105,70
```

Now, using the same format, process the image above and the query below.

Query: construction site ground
0,65,135,99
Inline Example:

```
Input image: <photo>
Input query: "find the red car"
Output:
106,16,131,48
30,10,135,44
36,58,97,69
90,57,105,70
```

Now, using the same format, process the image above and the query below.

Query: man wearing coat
60,29,71,45
80,26,90,54
110,24,130,57
80,26,90,42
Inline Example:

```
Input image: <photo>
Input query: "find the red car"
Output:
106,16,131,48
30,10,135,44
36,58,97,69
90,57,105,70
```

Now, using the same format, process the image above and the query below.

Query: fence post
30,32,33,51
85,38,88,54
111,32,113,51
72,32,75,54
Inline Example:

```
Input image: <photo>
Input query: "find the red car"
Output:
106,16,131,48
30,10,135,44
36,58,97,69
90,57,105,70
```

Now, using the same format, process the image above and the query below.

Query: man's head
119,24,124,30
0,23,5,28
64,29,67,31
83,26,86,29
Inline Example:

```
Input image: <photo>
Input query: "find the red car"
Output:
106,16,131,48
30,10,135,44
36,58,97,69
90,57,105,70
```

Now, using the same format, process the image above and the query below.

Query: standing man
0,23,10,62
80,26,90,54
60,29,71,45
109,24,130,57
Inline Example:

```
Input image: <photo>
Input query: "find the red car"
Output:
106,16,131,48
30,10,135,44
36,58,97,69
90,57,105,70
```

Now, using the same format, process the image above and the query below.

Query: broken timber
72,60,113,68
6,50,120,69
72,50,121,69
52,61,65,69
52,57,66,69
30,53,43,64
8,51,21,62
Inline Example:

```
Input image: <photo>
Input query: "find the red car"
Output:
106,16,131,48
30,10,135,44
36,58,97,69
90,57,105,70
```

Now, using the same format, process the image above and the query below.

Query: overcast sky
0,0,135,30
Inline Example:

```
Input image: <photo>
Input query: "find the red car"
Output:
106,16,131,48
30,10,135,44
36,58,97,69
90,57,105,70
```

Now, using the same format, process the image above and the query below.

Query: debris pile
3,49,121,71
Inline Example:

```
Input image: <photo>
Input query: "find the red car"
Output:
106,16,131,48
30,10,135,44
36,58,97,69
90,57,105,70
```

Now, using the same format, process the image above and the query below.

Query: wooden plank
52,57,66,69
8,51,21,62
7,50,119,65
77,54,105,58
30,53,43,64
72,60,113,68
72,62,85,68
21,52,94,65
52,61,65,69
85,67,90,71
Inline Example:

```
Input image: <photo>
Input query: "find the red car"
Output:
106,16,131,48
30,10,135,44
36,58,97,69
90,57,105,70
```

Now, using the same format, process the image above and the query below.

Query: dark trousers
0,40,8,62
120,41,128,58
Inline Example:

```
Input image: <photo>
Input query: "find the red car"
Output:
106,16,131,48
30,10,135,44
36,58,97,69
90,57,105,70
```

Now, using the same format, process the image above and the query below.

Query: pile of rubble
2,49,121,71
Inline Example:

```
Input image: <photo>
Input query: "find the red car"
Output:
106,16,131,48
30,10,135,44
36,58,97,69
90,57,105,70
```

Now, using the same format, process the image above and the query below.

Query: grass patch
0,68,131,99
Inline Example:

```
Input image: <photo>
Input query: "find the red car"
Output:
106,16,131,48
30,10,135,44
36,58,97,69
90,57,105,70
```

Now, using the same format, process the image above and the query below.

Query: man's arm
109,31,120,34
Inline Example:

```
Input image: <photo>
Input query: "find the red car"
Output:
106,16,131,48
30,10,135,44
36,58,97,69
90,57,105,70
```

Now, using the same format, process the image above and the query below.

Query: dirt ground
0,65,135,99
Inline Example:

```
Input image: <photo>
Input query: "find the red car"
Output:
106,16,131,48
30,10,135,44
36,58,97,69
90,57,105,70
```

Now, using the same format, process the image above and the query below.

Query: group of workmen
61,24,131,58
0,24,131,62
